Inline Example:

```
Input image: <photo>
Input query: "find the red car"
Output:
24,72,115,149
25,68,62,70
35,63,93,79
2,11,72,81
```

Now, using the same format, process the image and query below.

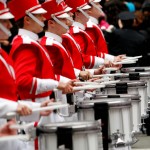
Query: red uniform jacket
10,35,56,100
85,20,108,55
0,48,17,101
62,30,96,69
40,36,76,79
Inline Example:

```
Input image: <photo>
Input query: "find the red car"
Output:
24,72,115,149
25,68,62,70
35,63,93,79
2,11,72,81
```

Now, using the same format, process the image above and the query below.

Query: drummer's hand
17,104,32,116
104,59,113,67
58,80,75,94
112,63,122,70
94,66,106,75
0,120,17,137
114,55,126,62
79,71,92,80
40,99,54,116
88,78,100,82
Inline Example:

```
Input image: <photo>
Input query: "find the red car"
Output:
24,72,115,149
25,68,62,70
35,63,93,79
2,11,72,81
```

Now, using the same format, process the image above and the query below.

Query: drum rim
121,67,150,72
115,72,150,78
78,100,131,108
38,121,101,132
105,81,146,88
92,94,140,100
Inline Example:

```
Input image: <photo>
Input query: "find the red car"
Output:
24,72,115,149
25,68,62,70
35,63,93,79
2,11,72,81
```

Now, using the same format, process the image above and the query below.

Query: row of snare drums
35,67,150,150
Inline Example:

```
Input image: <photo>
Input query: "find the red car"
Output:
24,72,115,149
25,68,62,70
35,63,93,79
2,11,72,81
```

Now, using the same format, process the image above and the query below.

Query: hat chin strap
51,14,69,30
26,11,45,27
0,23,11,37
66,17,74,23
78,7,90,19
89,16,99,24
90,1,104,14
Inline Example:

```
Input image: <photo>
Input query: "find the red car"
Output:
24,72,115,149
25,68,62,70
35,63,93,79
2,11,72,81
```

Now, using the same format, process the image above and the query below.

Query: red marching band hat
8,0,47,27
42,0,72,29
0,1,14,36
42,0,72,20
65,0,91,13
0,1,14,19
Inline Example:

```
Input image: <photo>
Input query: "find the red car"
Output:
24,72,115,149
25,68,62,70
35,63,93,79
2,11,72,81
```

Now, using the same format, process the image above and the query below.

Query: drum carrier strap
57,127,73,150
135,68,145,72
66,93,74,105
94,103,109,150
129,72,140,80
108,95,120,98
116,82,128,94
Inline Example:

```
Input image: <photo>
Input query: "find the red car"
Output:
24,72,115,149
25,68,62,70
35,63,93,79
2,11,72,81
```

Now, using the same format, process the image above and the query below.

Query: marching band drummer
65,0,124,67
0,1,57,150
40,0,105,119
0,0,55,122
8,0,77,122
40,0,105,81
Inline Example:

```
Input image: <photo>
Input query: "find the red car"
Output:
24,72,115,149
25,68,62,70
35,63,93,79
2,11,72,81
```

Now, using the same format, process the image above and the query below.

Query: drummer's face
0,19,12,40
88,3,102,19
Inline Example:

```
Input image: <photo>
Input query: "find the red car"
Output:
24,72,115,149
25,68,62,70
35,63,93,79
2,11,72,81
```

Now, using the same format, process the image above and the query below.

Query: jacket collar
45,32,62,43
18,29,39,41
72,21,85,30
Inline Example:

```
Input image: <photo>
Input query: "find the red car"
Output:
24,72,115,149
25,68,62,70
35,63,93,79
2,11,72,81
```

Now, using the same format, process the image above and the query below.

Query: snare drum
121,67,150,73
92,94,141,133
77,98,133,145
37,121,101,150
104,81,147,118
118,69,150,98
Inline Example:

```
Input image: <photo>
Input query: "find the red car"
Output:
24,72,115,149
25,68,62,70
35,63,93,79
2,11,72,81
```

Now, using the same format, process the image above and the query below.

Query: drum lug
131,131,139,144
57,105,76,117
28,127,36,140
68,105,76,115
111,130,125,147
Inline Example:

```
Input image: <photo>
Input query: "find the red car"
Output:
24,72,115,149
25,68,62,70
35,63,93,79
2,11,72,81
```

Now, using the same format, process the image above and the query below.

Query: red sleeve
82,54,95,69
12,44,40,98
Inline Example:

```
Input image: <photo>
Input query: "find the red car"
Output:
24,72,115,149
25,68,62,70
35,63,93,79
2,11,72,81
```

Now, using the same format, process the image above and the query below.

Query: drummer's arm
19,100,53,122
0,98,18,118
18,100,41,122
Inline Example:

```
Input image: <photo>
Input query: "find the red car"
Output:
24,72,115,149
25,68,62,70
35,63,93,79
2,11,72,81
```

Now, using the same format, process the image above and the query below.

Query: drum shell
104,81,147,118
121,67,150,73
37,121,101,150
90,94,141,133
121,68,150,97
77,99,133,143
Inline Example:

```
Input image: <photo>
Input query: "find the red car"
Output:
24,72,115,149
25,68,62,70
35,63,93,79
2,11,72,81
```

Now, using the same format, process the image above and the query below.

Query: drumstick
6,104,69,118
92,73,125,78
53,84,105,92
103,68,118,71
99,80,120,85
0,135,30,142
10,122,35,130
74,82,99,85
94,78,111,82
73,84,105,90
125,55,142,60
122,58,138,62
113,60,137,65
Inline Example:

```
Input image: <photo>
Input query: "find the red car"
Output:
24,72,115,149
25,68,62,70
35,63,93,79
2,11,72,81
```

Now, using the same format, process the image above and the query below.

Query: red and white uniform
85,20,115,61
0,47,41,120
10,28,66,150
40,32,76,79
10,29,59,102
0,48,17,101
86,19,108,54
72,21,115,62
62,27,104,69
